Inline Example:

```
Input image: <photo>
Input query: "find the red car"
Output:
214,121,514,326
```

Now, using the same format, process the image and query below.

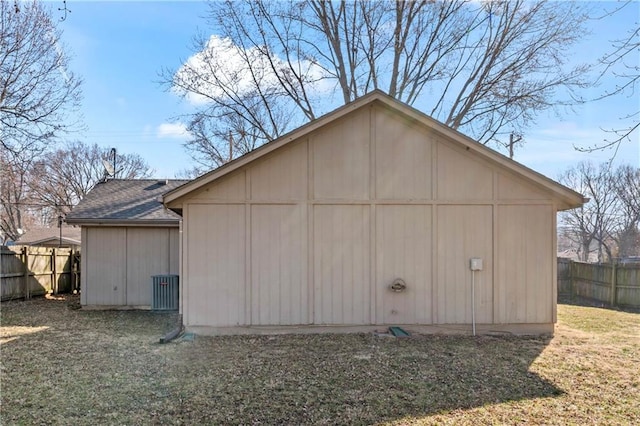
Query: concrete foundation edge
186,323,554,337
81,304,152,311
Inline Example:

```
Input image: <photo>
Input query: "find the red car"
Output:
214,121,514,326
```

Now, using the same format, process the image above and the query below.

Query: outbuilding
67,179,187,308
15,226,81,250
165,91,584,335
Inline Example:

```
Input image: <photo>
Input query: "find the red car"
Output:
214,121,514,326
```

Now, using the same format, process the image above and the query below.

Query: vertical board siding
85,227,126,305
125,228,170,306
169,228,180,275
187,204,245,326
496,205,553,323
179,103,559,329
376,205,432,324
312,110,370,200
374,107,432,200
251,205,308,325
436,206,493,324
81,227,88,305
83,227,178,306
189,172,246,201
313,205,371,324
498,172,551,201
436,143,493,200
250,142,308,201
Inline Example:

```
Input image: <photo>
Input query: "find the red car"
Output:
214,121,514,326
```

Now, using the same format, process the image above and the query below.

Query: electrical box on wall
470,258,483,271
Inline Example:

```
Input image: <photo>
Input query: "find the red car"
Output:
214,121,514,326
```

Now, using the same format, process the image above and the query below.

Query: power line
1,202,74,208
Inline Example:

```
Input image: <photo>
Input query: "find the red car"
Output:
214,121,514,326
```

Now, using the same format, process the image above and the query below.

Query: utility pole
110,148,117,178
228,131,233,163
508,133,522,159
58,214,63,248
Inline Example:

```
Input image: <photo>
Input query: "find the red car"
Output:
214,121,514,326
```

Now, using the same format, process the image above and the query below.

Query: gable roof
164,90,585,211
66,179,189,226
16,226,81,246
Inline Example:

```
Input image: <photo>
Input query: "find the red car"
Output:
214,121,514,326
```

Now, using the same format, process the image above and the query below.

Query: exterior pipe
472,270,476,336
159,314,183,344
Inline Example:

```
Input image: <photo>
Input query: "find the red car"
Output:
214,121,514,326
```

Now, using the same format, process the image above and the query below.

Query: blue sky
55,0,639,180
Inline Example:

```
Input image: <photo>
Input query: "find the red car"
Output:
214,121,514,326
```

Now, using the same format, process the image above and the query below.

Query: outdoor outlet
470,258,483,271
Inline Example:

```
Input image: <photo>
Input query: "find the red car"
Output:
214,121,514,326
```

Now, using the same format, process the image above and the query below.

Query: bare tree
560,162,640,262
612,165,640,257
0,0,82,157
1,142,152,242
29,142,153,222
577,1,639,155
0,150,40,243
164,0,592,169
184,107,266,173
560,162,617,262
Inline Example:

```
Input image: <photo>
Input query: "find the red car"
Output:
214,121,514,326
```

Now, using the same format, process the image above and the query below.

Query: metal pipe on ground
159,314,183,344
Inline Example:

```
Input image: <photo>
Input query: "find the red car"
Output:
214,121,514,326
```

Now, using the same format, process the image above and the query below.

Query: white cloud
157,122,190,140
173,35,331,106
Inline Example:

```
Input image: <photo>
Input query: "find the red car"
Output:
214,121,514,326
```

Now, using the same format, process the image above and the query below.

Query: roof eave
64,218,180,227
381,99,587,208
163,91,390,206
163,90,586,209
556,195,588,212
23,237,82,245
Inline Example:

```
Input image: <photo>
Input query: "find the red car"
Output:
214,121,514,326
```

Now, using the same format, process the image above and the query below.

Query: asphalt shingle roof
66,179,188,224
16,226,81,245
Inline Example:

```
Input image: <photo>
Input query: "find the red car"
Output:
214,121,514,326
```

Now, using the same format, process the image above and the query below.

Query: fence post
22,247,30,300
76,251,80,293
52,248,57,295
569,260,575,301
610,260,617,307
70,249,75,293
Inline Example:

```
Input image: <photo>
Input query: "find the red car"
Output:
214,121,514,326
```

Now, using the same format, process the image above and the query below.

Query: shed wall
81,226,179,307
185,205,245,325
181,105,557,330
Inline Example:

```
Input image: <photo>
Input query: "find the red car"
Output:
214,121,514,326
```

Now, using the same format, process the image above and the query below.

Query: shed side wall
84,227,126,305
180,104,558,330
186,204,246,326
82,226,179,307
496,205,554,323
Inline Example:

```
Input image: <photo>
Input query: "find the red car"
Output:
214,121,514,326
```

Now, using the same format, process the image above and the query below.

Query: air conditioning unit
151,275,179,311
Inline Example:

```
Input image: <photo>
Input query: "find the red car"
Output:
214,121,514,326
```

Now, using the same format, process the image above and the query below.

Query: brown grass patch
1,296,638,425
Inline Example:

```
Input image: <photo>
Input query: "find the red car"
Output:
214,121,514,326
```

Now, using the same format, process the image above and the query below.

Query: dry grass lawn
1,296,639,425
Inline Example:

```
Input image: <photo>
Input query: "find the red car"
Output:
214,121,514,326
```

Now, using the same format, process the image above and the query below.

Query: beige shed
66,179,187,308
165,91,584,335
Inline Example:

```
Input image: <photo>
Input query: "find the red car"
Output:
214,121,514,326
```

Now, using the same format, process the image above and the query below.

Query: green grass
1,295,639,425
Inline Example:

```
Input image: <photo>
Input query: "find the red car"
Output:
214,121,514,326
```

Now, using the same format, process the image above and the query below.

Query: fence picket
558,258,639,309
1,246,81,301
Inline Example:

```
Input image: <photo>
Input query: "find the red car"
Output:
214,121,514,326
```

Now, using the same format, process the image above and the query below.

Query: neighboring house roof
164,90,585,211
557,249,599,263
15,226,81,246
66,179,189,226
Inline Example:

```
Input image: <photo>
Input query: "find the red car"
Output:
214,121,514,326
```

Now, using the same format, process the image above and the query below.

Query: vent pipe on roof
158,179,168,186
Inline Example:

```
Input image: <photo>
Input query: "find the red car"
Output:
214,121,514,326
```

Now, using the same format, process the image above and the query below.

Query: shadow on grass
166,333,561,424
1,297,561,424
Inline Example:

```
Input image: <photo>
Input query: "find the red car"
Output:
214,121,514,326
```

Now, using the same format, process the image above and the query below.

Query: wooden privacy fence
1,246,80,301
558,258,640,309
